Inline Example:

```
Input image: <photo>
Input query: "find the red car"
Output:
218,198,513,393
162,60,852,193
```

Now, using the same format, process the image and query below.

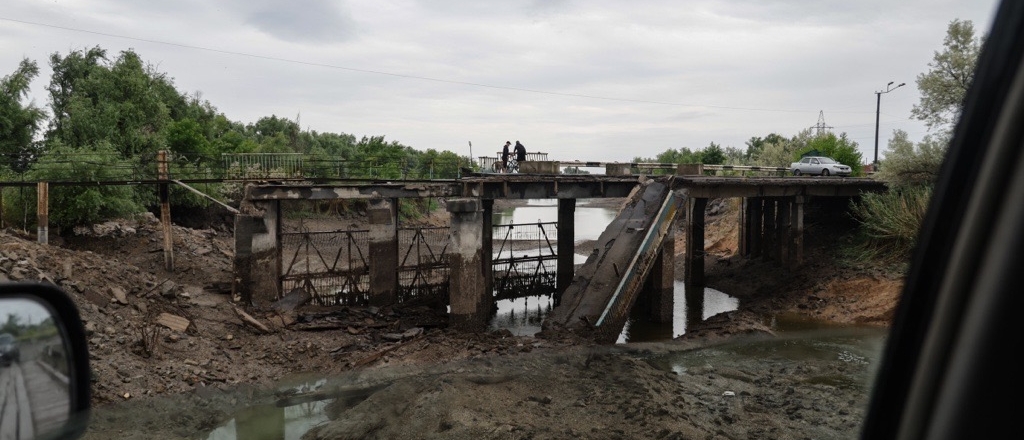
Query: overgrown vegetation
847,18,982,264
848,186,933,263
0,46,469,231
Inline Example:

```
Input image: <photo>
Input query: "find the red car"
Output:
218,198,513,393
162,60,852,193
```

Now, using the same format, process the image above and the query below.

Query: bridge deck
243,175,885,201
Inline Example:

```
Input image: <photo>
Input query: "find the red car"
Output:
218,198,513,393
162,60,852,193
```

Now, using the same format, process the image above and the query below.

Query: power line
2,16,866,115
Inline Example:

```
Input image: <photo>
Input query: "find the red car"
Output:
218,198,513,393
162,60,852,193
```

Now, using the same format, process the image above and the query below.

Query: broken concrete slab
155,313,190,333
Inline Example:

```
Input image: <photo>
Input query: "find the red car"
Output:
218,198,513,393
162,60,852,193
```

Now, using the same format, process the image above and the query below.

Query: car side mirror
0,282,90,439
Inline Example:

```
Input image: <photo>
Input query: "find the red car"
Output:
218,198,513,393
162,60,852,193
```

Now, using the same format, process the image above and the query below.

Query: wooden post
158,150,174,271
36,182,48,244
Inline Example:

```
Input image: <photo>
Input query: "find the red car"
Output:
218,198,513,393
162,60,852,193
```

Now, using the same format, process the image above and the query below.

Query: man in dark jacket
501,141,511,173
514,141,527,162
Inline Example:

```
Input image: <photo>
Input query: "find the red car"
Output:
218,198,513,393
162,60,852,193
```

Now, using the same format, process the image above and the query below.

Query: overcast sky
0,0,1000,163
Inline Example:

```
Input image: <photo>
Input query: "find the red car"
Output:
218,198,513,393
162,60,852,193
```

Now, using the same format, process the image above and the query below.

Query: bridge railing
556,161,789,176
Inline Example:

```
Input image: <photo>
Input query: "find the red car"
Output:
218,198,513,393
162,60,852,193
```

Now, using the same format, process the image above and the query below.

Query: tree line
1,17,979,240
0,46,469,229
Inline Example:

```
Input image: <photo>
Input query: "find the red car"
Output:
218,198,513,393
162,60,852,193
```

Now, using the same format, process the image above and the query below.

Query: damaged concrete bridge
232,168,885,342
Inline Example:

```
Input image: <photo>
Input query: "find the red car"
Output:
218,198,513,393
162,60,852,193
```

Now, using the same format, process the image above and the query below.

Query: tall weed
848,186,933,263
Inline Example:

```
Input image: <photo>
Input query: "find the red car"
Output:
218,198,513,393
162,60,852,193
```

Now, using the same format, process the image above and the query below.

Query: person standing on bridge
501,141,511,173
514,140,527,163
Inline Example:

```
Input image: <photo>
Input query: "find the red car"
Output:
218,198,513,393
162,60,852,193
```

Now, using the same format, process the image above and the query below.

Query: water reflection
617,283,739,343
489,296,553,336
207,380,331,440
487,282,741,341
492,199,618,243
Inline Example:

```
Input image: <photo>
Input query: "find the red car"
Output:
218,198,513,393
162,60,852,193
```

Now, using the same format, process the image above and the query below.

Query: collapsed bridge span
542,177,683,343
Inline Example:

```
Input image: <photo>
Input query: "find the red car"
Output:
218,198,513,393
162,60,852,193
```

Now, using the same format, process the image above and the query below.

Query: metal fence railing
280,229,371,306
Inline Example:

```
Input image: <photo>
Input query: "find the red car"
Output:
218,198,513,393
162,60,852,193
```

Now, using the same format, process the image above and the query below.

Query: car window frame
859,1,1024,438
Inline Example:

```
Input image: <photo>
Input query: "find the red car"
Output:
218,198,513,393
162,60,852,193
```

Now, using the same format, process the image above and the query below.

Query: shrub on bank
848,186,932,263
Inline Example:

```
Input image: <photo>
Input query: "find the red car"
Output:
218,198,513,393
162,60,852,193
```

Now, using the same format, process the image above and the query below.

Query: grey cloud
234,0,356,43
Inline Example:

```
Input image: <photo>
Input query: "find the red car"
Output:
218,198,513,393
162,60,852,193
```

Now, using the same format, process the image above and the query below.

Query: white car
790,156,852,176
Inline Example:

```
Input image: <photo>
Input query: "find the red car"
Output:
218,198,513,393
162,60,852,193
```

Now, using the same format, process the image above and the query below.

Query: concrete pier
447,198,491,331
556,198,576,304
368,198,399,306
233,200,281,306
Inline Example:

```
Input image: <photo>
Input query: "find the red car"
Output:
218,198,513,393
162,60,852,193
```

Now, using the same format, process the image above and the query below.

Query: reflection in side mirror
1,283,90,440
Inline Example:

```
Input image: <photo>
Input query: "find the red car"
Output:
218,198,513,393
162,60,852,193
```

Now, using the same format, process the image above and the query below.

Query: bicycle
507,157,519,173
491,157,519,173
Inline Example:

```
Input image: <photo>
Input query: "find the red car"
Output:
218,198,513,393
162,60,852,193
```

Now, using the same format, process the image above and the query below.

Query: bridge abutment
233,200,281,307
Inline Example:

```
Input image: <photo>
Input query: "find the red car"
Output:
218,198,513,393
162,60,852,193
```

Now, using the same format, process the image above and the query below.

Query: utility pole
811,110,833,137
874,81,905,171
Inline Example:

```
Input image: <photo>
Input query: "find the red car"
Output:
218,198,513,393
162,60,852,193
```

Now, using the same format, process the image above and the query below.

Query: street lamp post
874,81,906,171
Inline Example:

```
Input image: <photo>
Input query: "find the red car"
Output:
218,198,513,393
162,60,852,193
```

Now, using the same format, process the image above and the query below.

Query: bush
848,186,933,262
15,142,145,230
877,130,948,188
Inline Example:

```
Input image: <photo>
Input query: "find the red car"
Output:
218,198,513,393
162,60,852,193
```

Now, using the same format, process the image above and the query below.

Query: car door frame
860,1,1024,439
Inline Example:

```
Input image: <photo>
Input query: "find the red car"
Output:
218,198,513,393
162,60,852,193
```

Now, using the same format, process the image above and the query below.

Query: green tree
744,133,786,160
878,129,949,188
750,131,802,167
798,132,864,176
46,48,180,158
911,19,983,131
18,141,144,229
166,119,213,161
0,58,46,172
699,142,726,165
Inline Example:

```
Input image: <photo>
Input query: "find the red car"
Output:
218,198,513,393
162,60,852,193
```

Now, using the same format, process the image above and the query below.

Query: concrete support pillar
738,198,748,257
779,198,793,266
447,198,490,331
368,198,399,306
748,197,763,258
482,199,494,306
36,182,48,244
762,198,777,262
233,201,280,306
683,197,707,287
641,227,675,323
794,196,805,267
556,198,576,304
684,197,707,325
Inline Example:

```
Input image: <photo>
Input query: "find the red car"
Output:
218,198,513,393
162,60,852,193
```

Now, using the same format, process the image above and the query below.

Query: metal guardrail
704,164,789,172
